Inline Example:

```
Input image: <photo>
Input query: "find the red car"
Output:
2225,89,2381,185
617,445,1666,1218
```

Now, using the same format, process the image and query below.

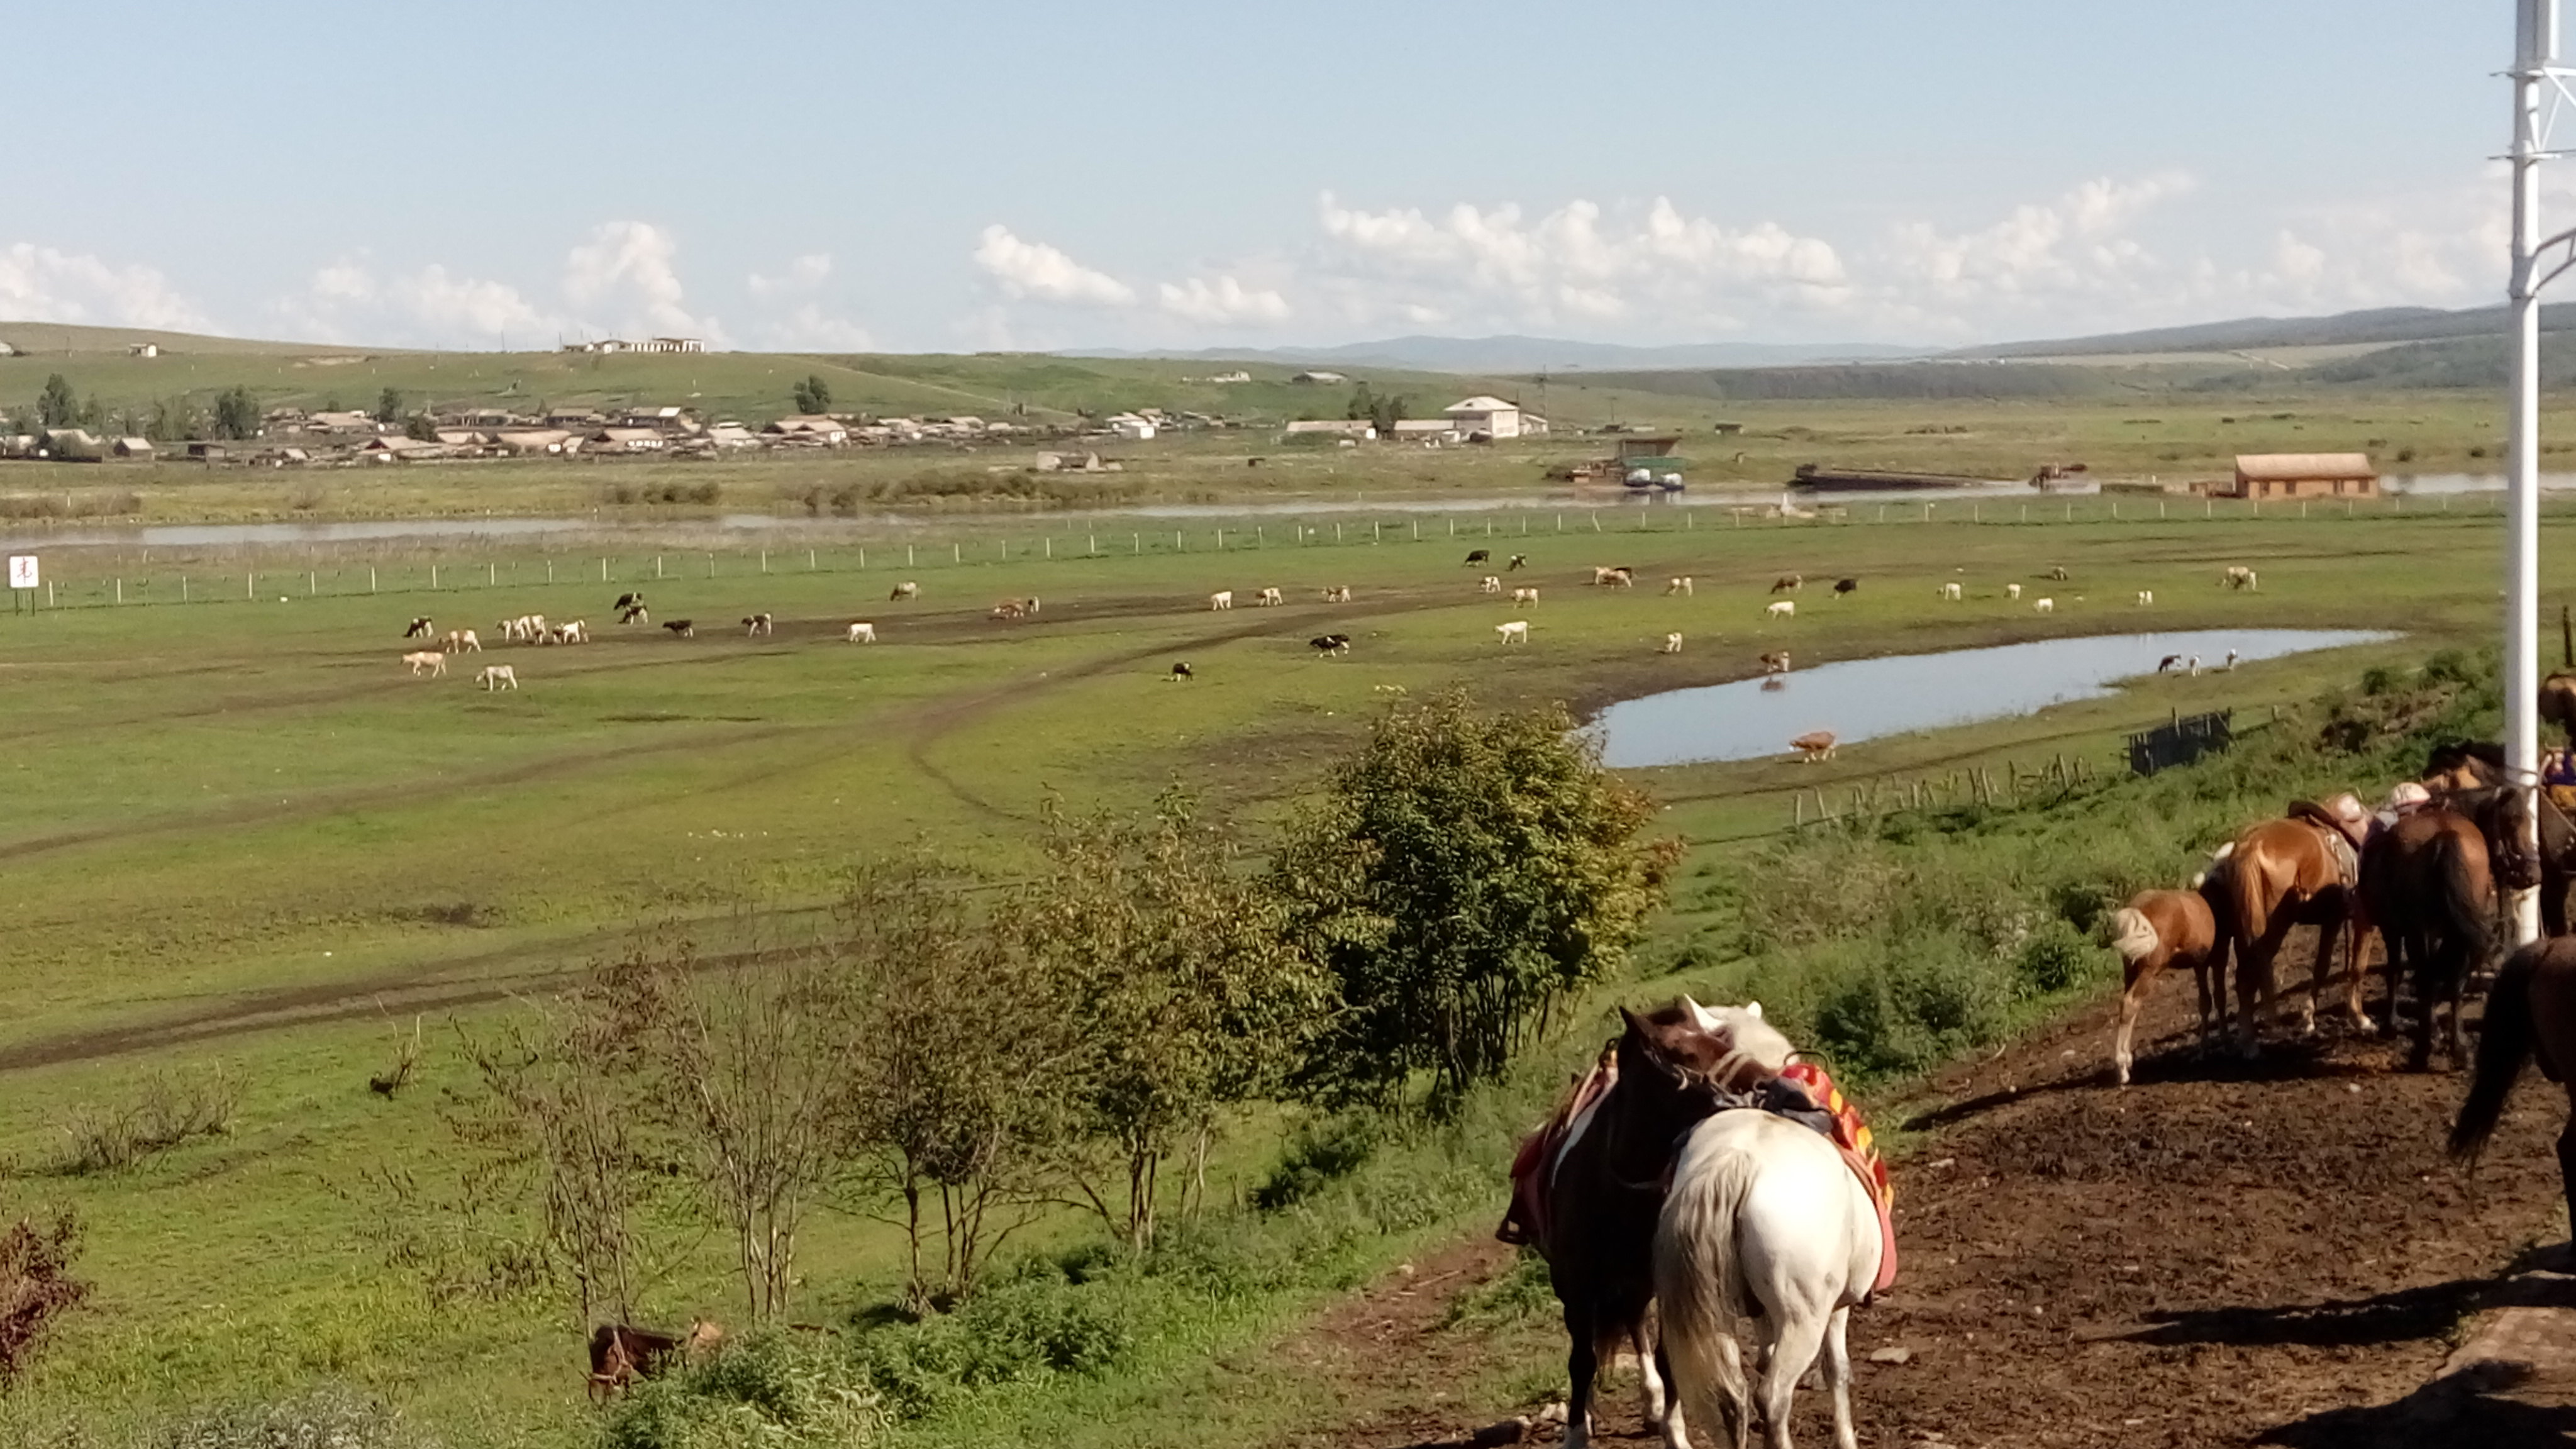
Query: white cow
442,630,480,653
1209,591,1234,611
1662,632,1684,654
1496,620,1530,645
891,581,919,601
1665,577,1694,596
404,650,447,677
1765,600,1796,619
476,665,518,691
1480,575,1502,594
558,619,589,644
847,621,877,643
1321,586,1352,602
2136,591,2155,606
2007,583,2023,601
1511,587,1540,605
1257,587,1284,606
1940,582,1962,601
2035,597,2055,614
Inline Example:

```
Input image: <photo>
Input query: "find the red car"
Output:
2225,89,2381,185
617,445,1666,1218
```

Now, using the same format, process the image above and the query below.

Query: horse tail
2441,832,2496,971
2108,907,2161,967
1653,1123,1759,1447
2452,942,2541,1162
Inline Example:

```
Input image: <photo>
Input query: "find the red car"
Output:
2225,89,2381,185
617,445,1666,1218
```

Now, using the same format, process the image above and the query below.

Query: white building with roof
1442,396,1531,440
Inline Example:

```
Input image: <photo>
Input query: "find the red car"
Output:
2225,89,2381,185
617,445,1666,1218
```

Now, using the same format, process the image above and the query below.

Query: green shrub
1250,1114,1380,1211
2012,919,2102,994
852,1278,1137,1420
155,1387,426,1449
606,1333,883,1449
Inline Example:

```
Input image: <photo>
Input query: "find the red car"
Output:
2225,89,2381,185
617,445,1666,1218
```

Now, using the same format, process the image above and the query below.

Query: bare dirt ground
1272,969,2576,1449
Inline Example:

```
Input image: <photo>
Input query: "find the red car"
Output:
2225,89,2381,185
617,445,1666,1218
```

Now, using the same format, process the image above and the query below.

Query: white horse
1655,1112,1882,1449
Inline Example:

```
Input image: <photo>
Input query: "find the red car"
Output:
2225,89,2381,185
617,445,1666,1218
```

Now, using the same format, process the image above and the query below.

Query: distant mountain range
1067,335,1923,374
1950,304,2562,360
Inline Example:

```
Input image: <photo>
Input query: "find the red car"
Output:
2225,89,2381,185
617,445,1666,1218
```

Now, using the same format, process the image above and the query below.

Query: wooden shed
2225,453,2379,499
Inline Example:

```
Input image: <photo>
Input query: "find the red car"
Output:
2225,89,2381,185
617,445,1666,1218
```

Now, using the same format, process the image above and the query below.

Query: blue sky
0,1,2519,352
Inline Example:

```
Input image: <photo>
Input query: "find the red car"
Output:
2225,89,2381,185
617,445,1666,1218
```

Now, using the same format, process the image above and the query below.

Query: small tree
837,858,1074,1307
405,412,440,442
791,374,832,414
35,374,76,428
1273,689,1678,1113
1345,382,1406,432
0,1211,89,1384
375,387,404,425
1015,790,1328,1249
211,387,260,440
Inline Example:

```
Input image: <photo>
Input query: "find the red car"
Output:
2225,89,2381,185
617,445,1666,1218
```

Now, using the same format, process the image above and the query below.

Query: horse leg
1822,1306,1857,1449
1758,1307,1829,1449
1563,1306,1598,1449
1638,1327,1690,1449
2235,930,2278,1059
2114,957,2158,1085
2558,1106,2576,1251
2407,935,2439,1074
2303,905,2344,1036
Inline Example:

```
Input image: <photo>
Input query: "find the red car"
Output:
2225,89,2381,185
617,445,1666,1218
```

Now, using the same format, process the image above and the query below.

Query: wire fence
0,488,2541,614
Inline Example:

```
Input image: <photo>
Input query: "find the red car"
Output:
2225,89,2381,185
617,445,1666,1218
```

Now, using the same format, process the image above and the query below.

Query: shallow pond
1592,629,2397,769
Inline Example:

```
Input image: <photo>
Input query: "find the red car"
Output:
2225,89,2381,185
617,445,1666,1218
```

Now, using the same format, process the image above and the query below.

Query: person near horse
2455,938,2576,1265
2214,796,2370,1056
1504,999,1789,1449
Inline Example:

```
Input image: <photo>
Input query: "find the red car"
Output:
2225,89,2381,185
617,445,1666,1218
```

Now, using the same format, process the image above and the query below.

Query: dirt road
1284,979,2575,1449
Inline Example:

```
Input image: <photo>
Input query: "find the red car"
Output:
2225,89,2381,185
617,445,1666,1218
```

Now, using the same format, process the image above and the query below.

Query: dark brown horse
1511,1001,1789,1449
2359,806,2501,1070
2452,938,2576,1256
2216,800,2367,1056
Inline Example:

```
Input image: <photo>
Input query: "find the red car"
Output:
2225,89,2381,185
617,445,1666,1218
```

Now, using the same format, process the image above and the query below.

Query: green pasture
0,494,2562,1444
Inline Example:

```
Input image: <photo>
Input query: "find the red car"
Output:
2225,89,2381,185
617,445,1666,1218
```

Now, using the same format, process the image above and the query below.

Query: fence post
432,564,440,588
487,562,496,586
371,567,377,592
182,576,189,601
955,543,962,563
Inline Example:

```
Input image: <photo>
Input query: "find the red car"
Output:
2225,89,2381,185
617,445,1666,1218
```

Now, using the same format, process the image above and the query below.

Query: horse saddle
2287,797,2366,884
1775,1062,1898,1296
1498,1048,1618,1249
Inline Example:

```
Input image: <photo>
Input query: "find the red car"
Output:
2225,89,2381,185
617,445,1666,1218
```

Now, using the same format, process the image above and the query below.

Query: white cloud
749,253,832,297
973,225,1135,306
757,304,874,352
564,221,723,343
1310,192,1848,333
272,255,559,347
1157,274,1291,325
0,243,211,331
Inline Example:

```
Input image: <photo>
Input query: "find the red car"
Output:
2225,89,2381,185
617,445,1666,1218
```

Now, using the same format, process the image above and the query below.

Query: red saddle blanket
1779,1061,1897,1294
1497,1053,1617,1250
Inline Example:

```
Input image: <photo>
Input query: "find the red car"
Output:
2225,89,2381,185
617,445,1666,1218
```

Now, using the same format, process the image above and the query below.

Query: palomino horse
2107,884,2231,1085
1511,999,1792,1449
1655,1108,1882,1449
2453,938,2576,1255
2214,799,2368,1056
2358,805,2499,1071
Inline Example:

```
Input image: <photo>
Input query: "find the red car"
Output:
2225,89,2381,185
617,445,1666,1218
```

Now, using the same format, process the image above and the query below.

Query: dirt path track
1277,979,2575,1449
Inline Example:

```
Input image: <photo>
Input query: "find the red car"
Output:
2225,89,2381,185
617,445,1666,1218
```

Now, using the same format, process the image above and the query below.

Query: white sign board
5,556,34,590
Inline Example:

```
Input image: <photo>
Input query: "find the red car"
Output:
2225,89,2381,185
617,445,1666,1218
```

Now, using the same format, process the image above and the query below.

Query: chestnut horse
2107,884,2232,1085
1514,1000,1792,1449
2452,937,2576,1255
2359,805,2500,1070
2215,800,2367,1056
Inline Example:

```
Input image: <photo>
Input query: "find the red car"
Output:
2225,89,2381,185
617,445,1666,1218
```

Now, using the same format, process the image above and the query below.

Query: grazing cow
587,1321,723,1402
1665,576,1694,596
2158,655,2183,674
2187,655,2202,677
1592,566,1635,587
1770,573,1803,594
1209,590,1234,611
1765,600,1796,619
2047,566,2070,581
1792,730,1838,762
2226,649,2241,670
847,621,877,643
1480,575,1503,594
665,619,695,638
1511,586,1540,604
1760,650,1791,675
890,582,919,601
2006,582,2023,601
1507,553,1528,571
1169,662,1194,680
1309,633,1352,657
2136,591,2155,606
618,604,649,625
1321,585,1352,602
742,613,774,637
1497,620,1530,645
441,630,480,653
613,592,643,613
403,650,447,677
1465,549,1491,565
2222,565,2258,591
1833,577,1858,597
404,617,433,638
1939,582,1962,601
1661,632,1684,654
990,599,1035,620
476,665,518,691
558,620,589,645
1257,587,1284,606
527,614,548,640
2035,597,2055,614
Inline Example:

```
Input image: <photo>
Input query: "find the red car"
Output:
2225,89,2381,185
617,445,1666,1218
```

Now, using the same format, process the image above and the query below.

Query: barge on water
1792,464,2021,492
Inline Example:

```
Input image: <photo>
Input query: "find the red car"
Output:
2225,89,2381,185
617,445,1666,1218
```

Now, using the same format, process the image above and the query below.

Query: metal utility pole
2507,0,2568,945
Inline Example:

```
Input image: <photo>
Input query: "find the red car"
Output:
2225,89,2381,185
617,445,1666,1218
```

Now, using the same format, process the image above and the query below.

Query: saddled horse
1507,999,1792,1449
2453,937,2576,1258
2214,798,2368,1055
2360,804,2502,1070
1655,1100,1884,1449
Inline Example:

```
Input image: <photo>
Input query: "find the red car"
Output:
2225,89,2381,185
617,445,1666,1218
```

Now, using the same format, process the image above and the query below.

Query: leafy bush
852,1279,1136,1421
2012,919,2103,994
1249,1114,1380,1212
606,1333,884,1449
155,1387,425,1449
55,1066,238,1174
0,1211,87,1385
